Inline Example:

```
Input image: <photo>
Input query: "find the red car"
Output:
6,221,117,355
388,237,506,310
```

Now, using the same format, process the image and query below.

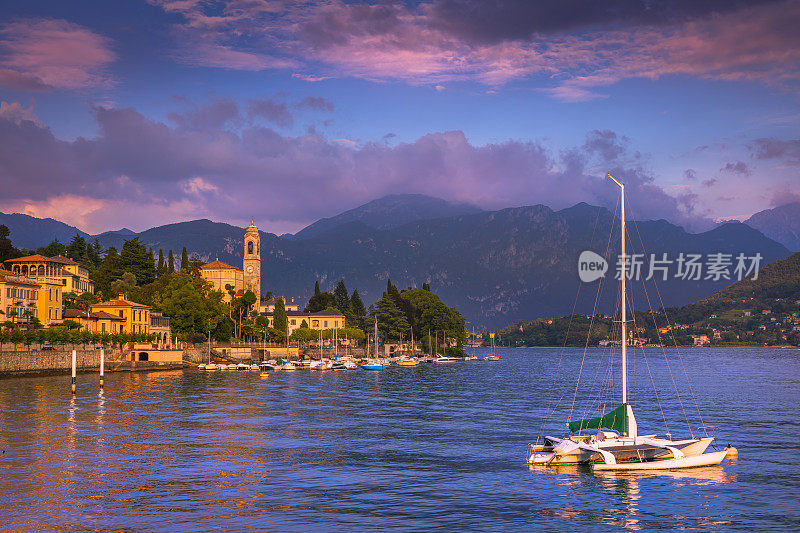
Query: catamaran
527,174,727,471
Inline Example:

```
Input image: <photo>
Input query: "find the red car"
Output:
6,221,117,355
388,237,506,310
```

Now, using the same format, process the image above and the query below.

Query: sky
0,0,798,235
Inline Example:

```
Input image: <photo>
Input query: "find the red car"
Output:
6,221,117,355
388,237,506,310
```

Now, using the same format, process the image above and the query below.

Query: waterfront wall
0,349,186,376
0,349,100,374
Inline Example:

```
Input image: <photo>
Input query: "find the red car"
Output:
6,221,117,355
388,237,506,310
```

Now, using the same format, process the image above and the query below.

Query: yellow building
0,268,40,325
4,254,94,295
63,308,124,334
36,277,63,326
90,295,151,334
263,310,346,335
199,260,244,302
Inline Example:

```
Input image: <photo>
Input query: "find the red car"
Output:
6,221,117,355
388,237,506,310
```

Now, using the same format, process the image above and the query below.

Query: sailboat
361,318,385,370
527,174,727,471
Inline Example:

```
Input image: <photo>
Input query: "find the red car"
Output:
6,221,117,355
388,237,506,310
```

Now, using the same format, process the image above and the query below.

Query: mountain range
744,202,800,252
0,195,793,328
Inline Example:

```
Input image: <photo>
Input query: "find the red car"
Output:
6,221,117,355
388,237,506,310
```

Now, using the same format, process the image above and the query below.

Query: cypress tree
167,250,175,273
333,280,349,314
314,280,320,296
180,247,188,271
348,289,366,330
157,249,165,276
274,297,288,334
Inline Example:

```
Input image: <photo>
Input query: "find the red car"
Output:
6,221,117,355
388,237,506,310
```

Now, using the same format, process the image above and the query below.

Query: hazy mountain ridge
1,198,791,328
289,194,483,240
745,202,800,251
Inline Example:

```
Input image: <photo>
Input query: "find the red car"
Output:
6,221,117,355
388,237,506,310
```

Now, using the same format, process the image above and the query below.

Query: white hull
592,450,727,471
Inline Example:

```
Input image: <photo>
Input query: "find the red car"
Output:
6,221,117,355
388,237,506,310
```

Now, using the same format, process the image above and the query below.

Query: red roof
92,297,151,309
4,254,52,262
200,260,242,271
5,254,76,265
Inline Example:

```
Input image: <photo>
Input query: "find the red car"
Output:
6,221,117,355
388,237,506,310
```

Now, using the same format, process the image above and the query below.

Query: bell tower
243,221,261,302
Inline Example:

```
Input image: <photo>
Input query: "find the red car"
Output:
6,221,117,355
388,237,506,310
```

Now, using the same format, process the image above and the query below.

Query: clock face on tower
246,266,253,273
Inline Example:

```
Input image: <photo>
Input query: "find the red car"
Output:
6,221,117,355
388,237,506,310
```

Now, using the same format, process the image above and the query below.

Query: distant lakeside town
0,223,467,364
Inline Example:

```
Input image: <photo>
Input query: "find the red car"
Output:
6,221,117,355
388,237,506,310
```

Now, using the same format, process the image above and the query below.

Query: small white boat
249,364,259,371
198,363,207,370
283,361,297,370
236,363,249,371
227,364,238,370
434,356,460,363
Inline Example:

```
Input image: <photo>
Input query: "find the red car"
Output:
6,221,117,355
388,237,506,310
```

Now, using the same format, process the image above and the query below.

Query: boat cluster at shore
197,353,501,374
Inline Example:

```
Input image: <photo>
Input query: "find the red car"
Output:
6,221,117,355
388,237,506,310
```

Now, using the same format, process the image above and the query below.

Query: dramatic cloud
750,138,800,165
0,99,716,233
0,19,115,90
150,0,800,99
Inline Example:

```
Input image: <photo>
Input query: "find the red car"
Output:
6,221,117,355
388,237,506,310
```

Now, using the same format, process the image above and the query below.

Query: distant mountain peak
289,193,483,240
745,202,800,251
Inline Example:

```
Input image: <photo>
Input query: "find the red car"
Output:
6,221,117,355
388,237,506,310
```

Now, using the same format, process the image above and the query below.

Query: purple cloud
750,137,800,165
0,18,115,91
247,98,293,128
0,99,720,233
150,1,800,98
720,160,752,176
296,96,334,112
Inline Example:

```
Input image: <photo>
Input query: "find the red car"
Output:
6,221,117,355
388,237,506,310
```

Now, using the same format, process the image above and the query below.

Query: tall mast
609,174,627,405
374,317,379,360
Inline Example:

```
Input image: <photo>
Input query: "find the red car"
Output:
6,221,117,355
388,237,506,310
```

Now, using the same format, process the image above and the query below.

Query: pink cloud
150,0,800,99
0,19,115,90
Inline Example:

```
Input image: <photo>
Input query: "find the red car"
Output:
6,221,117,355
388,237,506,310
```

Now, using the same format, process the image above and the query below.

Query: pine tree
333,279,349,313
0,225,21,263
422,282,430,292
314,280,321,296
180,247,188,271
348,289,367,330
167,250,175,273
157,249,165,276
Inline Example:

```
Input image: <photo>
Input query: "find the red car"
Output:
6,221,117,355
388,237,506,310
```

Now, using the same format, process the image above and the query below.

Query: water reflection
0,348,796,531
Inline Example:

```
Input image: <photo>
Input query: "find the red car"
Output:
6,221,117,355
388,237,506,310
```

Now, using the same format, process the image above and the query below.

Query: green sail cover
568,404,627,434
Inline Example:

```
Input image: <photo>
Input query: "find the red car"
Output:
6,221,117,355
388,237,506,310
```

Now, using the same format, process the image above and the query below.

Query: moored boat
527,174,726,472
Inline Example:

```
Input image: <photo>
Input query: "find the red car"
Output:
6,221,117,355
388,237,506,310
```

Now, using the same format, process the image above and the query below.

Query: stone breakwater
0,349,184,376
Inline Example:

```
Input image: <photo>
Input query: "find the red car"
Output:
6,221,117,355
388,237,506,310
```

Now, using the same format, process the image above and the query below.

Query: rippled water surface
1,347,799,532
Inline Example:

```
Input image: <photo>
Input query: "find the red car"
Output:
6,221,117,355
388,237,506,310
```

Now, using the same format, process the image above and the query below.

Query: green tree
305,291,336,313
74,292,100,311
157,249,165,276
373,292,410,341
333,280,349,313
110,272,138,298
36,238,67,258
314,280,320,296
66,234,89,264
348,289,367,329
273,297,288,334
180,247,188,271
168,249,175,273
0,224,22,262
422,282,431,292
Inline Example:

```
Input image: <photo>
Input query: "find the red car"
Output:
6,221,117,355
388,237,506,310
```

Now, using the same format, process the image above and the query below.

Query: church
199,221,261,303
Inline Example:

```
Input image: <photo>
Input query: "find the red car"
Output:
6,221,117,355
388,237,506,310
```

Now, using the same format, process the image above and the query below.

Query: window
248,241,253,254
291,319,296,325
324,320,328,327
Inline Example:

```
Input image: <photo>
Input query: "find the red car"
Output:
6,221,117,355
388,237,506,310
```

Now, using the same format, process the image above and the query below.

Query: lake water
1,347,799,532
